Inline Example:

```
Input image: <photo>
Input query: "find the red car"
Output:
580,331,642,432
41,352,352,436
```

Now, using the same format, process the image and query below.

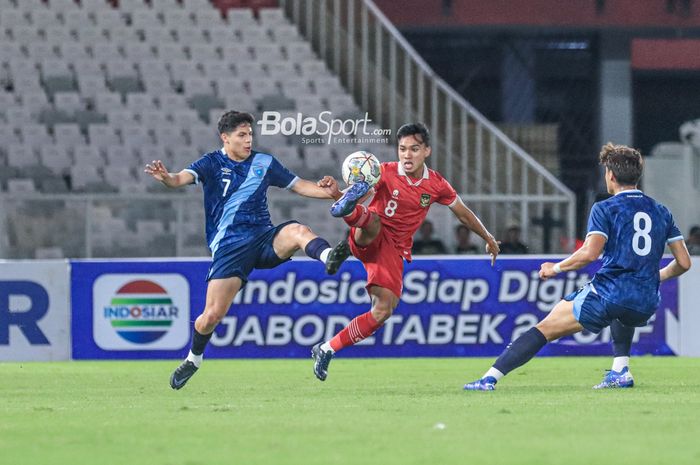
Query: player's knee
371,302,394,323
200,307,226,328
288,223,313,238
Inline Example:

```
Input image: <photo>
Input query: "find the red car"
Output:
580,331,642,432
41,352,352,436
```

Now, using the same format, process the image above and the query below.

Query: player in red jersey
312,123,501,381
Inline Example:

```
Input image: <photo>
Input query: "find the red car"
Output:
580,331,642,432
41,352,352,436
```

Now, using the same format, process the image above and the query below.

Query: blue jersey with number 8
586,189,683,314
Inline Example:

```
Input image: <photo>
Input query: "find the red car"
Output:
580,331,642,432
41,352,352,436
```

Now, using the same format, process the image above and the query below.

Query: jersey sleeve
185,155,213,185
436,176,458,206
665,210,684,244
267,156,298,189
586,202,610,239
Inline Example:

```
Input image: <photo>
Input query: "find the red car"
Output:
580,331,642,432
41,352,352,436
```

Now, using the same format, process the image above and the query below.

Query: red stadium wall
374,0,700,27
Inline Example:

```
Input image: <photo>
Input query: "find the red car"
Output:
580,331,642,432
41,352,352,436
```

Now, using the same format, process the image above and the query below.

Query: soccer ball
341,151,381,187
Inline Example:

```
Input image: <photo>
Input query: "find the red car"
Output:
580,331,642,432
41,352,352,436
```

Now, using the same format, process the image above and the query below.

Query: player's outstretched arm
660,240,692,281
144,160,194,188
539,233,606,280
291,176,341,200
449,198,500,264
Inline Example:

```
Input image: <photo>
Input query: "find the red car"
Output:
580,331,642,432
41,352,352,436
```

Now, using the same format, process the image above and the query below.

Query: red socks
329,311,382,352
343,205,372,229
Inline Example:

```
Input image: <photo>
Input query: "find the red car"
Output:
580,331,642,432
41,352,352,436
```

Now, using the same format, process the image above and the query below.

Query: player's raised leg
313,285,398,381
271,222,341,271
464,298,583,391
594,319,635,389
171,276,243,390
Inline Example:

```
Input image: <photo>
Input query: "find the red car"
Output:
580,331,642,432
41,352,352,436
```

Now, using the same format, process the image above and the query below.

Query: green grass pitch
1,357,699,465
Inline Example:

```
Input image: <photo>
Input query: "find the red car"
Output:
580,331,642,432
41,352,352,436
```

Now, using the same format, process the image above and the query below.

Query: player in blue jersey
145,111,344,390
464,142,692,391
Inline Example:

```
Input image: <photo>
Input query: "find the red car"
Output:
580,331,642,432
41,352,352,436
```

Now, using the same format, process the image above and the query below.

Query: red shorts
349,226,404,299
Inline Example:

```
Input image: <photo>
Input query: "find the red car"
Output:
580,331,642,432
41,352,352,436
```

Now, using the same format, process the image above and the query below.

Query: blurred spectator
500,225,528,254
687,225,700,255
413,220,447,255
455,224,479,254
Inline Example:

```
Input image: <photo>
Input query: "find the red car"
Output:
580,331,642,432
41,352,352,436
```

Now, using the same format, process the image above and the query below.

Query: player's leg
593,319,636,389
312,235,403,381
272,222,337,269
323,209,382,274
464,299,583,391
312,285,399,381
171,276,242,390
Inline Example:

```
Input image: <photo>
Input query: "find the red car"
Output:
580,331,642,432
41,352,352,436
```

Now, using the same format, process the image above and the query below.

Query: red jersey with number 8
367,162,458,261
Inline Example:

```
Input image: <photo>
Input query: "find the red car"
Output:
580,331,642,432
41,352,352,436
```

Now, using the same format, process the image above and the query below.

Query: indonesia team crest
92,274,190,350
420,193,431,207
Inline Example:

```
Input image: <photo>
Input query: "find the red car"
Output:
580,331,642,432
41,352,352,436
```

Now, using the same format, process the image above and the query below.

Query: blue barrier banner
70,257,678,359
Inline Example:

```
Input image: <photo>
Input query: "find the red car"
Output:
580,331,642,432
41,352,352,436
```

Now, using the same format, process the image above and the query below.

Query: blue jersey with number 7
586,189,683,314
185,149,298,255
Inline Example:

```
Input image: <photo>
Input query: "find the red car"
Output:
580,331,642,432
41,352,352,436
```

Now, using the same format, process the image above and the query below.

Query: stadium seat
88,124,121,149
238,26,269,44
77,76,109,99
258,8,288,26
54,92,84,115
152,125,188,147
175,26,209,44
94,10,126,29
152,0,182,13
285,42,315,61
30,10,58,29
205,25,237,44
172,109,202,129
252,44,285,62
227,8,255,25
7,178,37,194
73,146,104,166
159,94,189,112
125,93,156,111
130,11,162,31
270,24,302,43
220,44,252,61
7,144,39,168
189,43,220,62
280,78,311,97
44,27,73,45
54,123,85,149
266,61,298,79
95,93,124,113
63,10,92,30
39,145,73,175
70,165,102,191
27,42,59,62
75,27,105,44
18,124,52,151
137,110,170,130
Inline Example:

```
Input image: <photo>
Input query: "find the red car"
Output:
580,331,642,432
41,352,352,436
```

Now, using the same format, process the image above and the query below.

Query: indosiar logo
93,274,190,351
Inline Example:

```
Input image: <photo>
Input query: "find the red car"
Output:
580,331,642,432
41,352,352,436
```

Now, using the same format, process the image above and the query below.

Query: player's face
397,135,431,177
221,123,253,160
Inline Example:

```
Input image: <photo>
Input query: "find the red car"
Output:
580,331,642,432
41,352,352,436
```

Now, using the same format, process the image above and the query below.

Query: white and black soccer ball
341,151,381,187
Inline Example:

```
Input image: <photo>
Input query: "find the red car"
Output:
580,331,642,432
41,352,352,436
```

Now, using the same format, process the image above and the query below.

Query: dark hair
397,122,431,147
599,142,643,186
690,225,700,236
217,110,254,135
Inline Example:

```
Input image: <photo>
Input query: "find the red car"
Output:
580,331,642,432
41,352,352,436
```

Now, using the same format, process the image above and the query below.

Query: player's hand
539,262,557,280
317,176,341,200
485,238,500,266
144,160,171,182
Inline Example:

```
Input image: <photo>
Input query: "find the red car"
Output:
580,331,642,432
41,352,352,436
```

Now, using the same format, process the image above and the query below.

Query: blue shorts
206,221,298,284
565,283,652,334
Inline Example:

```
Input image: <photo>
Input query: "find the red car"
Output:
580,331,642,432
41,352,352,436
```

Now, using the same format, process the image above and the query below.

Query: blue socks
304,237,331,261
611,319,635,357
191,329,213,356
493,327,547,376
